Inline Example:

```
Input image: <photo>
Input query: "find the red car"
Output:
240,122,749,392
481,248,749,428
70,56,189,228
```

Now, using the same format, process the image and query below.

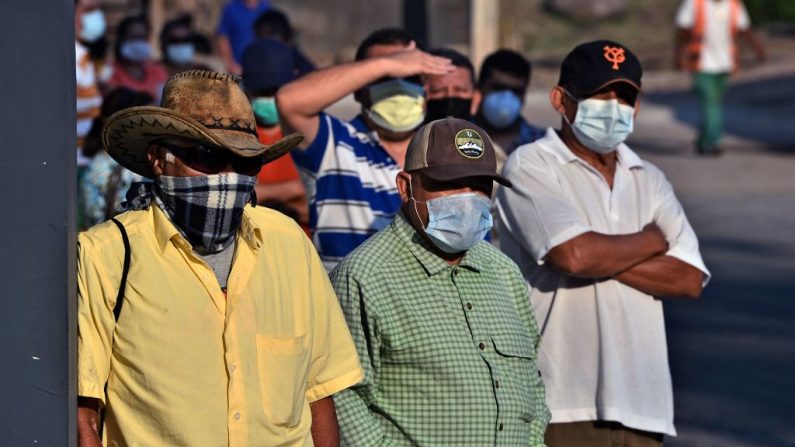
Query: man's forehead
366,43,410,59
484,69,527,88
425,67,474,90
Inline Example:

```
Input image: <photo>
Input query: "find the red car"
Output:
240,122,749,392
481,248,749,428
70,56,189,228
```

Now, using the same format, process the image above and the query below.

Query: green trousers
694,72,730,152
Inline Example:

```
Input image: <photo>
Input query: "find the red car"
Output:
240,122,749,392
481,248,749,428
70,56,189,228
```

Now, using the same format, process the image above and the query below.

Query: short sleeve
495,148,591,263
736,1,751,30
216,4,234,36
675,0,695,28
291,112,335,174
647,164,711,285
303,235,364,402
76,234,120,405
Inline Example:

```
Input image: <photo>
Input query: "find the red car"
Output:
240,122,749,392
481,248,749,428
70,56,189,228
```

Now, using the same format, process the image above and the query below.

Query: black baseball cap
557,40,642,97
405,118,512,188
242,38,301,93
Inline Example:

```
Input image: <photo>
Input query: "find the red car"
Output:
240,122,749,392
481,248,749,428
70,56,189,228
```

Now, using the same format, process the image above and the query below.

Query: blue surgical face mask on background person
563,90,635,154
410,188,493,253
366,79,426,133
166,43,195,65
79,9,106,43
481,90,522,129
121,40,152,62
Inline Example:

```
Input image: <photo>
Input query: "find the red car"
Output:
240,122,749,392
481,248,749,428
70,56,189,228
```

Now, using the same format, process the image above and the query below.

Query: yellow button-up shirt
78,204,363,446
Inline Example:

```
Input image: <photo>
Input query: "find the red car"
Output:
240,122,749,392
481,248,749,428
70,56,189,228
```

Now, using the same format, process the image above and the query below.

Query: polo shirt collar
391,211,484,277
151,203,263,252
539,127,644,170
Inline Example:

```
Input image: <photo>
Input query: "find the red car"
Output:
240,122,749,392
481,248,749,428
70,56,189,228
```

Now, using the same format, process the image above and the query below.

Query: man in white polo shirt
495,40,711,446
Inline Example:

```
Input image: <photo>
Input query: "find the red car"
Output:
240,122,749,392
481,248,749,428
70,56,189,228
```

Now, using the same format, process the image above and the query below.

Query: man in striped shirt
278,28,454,269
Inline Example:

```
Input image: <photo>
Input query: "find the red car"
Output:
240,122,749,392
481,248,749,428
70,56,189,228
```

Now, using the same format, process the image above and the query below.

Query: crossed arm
545,225,704,299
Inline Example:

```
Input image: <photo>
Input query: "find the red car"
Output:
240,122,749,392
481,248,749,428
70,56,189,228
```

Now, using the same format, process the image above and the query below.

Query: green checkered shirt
330,212,550,446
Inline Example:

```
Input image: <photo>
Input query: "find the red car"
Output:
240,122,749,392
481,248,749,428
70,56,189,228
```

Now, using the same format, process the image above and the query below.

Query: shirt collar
391,211,484,277
151,203,262,252
539,128,644,170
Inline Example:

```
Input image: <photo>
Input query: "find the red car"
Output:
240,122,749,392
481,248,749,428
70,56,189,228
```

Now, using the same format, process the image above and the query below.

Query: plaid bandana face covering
155,173,256,253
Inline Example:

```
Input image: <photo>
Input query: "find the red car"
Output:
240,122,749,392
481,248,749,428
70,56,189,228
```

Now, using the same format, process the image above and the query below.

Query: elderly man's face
396,171,492,228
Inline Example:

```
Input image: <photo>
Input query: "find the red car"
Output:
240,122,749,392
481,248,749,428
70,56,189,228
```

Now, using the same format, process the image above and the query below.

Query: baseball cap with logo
405,117,512,187
557,40,643,98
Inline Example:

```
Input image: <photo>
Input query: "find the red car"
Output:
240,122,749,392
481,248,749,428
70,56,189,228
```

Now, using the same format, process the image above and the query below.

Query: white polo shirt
495,128,710,436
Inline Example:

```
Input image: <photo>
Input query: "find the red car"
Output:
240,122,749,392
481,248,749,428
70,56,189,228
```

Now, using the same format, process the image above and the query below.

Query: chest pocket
256,334,310,427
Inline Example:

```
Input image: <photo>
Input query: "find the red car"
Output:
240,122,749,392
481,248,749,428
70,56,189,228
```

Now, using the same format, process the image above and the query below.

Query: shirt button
495,380,500,388
499,422,504,431
479,342,486,350
230,364,236,373
466,302,473,310
234,412,241,421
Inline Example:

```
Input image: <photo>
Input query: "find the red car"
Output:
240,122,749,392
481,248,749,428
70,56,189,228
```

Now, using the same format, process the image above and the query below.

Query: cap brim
419,165,513,188
103,106,303,178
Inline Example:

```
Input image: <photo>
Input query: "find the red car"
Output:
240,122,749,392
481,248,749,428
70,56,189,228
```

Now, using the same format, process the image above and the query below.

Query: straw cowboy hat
102,70,303,178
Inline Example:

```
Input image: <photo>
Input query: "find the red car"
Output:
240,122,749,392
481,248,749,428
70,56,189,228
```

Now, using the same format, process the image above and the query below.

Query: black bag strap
109,217,130,322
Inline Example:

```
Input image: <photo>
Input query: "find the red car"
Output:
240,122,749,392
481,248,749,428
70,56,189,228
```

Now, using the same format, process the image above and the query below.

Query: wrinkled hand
642,222,669,254
381,41,455,78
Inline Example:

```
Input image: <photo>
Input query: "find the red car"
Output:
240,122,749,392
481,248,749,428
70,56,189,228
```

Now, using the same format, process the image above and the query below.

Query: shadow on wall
643,74,795,153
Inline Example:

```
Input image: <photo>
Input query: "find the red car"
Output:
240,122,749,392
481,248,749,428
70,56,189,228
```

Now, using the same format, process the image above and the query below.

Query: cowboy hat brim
102,106,303,178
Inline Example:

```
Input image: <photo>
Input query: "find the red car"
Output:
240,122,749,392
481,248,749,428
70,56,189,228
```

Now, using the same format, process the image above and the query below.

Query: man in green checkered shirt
331,118,550,446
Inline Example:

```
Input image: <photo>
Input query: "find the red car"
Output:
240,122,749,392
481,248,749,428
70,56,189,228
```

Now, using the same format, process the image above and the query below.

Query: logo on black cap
455,129,484,159
603,45,626,71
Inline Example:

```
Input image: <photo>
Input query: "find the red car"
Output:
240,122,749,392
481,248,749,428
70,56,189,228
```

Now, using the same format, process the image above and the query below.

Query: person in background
331,118,549,446
475,49,545,171
423,48,480,123
159,14,210,77
277,28,454,269
75,0,106,230
495,40,710,446
81,88,154,229
675,0,766,155
253,8,315,75
216,0,270,75
108,14,169,101
241,37,310,231
77,70,362,446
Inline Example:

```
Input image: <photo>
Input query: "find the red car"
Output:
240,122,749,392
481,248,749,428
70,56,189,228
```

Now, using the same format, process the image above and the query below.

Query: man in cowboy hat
76,70,363,446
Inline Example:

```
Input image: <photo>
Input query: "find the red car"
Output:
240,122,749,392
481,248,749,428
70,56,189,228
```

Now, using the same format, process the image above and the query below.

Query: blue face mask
79,9,106,43
120,40,152,62
564,91,635,154
413,191,493,254
481,90,522,129
166,43,195,65
252,97,279,126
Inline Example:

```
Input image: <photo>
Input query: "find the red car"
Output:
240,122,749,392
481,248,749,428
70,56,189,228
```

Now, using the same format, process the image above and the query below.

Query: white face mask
564,91,635,154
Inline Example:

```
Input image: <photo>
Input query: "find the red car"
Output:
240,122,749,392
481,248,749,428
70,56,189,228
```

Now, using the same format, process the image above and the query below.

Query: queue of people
75,1,720,446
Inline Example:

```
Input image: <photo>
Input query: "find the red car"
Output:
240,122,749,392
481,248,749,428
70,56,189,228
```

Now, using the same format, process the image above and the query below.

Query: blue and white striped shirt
292,113,402,270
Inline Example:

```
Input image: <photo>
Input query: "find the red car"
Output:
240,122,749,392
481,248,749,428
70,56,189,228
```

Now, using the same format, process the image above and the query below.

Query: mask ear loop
407,175,427,230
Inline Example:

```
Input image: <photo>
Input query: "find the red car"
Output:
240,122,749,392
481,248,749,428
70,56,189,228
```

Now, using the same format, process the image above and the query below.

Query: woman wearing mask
108,15,169,102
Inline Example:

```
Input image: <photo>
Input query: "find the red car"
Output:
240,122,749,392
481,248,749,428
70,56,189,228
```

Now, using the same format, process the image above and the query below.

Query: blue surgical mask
79,9,106,43
564,91,635,154
413,192,493,254
120,40,152,62
166,43,195,65
481,90,522,129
